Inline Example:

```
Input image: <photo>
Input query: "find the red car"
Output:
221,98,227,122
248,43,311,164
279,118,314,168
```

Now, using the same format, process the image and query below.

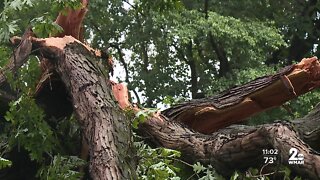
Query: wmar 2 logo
288,147,304,165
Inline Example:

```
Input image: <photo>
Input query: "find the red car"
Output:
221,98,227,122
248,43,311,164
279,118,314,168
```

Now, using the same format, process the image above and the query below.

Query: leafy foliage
0,45,11,67
137,0,183,13
0,0,34,41
192,162,224,180
135,140,226,180
86,0,288,107
37,155,86,180
132,108,158,129
0,157,12,169
229,166,302,180
30,15,63,38
0,6,83,175
0,0,319,179
5,95,56,161
1,69,83,178
0,0,82,41
53,0,83,12
135,140,181,180
2,54,53,161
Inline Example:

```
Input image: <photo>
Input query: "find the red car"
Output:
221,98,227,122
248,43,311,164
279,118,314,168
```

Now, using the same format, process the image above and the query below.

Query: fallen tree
1,2,320,179
0,29,320,179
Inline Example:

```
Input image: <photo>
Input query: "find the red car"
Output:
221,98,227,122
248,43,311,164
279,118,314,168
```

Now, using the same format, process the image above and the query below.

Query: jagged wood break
163,57,320,134
1,34,320,179
11,36,135,179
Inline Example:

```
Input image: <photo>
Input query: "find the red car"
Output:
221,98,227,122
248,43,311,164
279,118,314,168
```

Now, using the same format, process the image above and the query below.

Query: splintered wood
54,0,89,41
162,57,320,134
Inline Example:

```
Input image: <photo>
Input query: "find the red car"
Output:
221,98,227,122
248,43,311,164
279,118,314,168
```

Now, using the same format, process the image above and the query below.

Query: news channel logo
288,147,304,165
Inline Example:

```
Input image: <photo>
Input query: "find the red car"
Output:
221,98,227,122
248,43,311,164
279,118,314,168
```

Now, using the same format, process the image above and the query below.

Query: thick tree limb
2,34,320,179
106,53,320,178
139,112,320,179
163,57,320,133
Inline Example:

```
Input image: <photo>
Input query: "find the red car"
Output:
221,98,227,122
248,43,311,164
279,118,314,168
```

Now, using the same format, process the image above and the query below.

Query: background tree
85,0,320,121
0,0,320,179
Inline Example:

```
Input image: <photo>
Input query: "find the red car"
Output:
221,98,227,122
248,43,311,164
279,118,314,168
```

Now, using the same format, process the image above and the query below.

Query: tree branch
186,40,199,99
139,113,320,178
0,28,34,85
109,43,129,83
208,33,230,77
3,34,320,179
163,57,320,133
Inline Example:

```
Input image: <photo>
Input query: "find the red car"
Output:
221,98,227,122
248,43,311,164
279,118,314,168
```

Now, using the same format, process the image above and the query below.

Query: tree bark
57,43,136,179
173,42,200,99
139,112,320,179
2,35,320,179
186,40,199,99
11,36,137,179
163,57,320,133
208,29,229,77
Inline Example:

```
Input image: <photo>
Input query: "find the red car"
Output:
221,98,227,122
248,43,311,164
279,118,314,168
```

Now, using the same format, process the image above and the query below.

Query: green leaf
10,0,23,10
7,22,18,34
0,157,12,169
38,155,86,180
231,171,239,180
192,162,205,174
5,95,56,162
25,0,33,6
31,15,63,38
132,108,158,129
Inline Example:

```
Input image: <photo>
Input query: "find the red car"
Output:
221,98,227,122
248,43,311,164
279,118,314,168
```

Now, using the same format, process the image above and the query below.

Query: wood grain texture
140,111,320,179
2,34,320,179
162,57,320,133
55,42,136,179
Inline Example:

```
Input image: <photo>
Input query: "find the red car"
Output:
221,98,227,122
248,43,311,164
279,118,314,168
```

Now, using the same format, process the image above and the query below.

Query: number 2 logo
289,148,299,161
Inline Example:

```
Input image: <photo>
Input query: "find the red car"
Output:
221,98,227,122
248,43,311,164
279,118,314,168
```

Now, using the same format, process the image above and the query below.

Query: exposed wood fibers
163,57,320,134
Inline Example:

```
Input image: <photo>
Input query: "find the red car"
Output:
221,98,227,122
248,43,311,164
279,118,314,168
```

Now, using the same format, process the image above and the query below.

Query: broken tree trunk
54,41,136,179
54,0,89,42
1,34,320,179
107,55,320,178
3,36,137,179
163,57,320,133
